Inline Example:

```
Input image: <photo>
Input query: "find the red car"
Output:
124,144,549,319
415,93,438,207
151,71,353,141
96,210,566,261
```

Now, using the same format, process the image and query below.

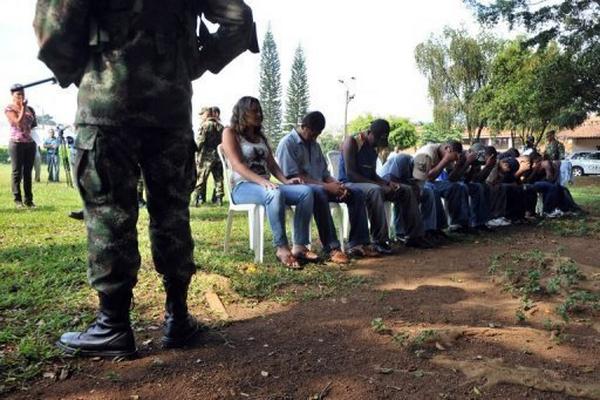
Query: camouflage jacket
34,0,258,128
544,140,565,161
197,118,223,156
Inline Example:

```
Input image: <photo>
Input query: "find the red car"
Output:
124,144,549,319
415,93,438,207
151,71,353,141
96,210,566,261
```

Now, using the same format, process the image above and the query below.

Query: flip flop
292,250,320,263
276,251,302,270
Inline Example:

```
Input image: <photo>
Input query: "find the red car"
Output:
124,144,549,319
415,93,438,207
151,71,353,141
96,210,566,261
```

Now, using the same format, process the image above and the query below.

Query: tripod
57,127,73,188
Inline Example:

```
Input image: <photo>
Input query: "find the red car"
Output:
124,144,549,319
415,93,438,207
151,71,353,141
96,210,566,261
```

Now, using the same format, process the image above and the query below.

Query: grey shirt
276,128,331,182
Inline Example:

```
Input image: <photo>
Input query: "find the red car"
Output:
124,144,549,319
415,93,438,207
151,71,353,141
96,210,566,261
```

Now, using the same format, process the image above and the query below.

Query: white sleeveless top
231,134,271,186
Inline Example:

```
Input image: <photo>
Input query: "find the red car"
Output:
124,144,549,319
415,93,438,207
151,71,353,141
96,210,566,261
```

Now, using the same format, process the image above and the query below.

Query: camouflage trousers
194,152,224,201
74,125,197,296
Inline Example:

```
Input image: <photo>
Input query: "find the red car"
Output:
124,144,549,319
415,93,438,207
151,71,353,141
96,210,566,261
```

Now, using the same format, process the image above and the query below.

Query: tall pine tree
258,27,282,143
284,45,310,130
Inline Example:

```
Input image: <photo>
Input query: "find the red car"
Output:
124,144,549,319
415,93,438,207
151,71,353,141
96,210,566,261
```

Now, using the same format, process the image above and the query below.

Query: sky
0,0,509,143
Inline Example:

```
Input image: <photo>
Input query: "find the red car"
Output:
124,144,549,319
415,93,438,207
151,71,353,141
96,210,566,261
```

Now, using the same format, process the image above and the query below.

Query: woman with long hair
222,96,316,269
5,85,37,208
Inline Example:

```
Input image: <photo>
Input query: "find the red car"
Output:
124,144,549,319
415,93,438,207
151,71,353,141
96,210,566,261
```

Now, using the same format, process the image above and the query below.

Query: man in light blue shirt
276,111,375,260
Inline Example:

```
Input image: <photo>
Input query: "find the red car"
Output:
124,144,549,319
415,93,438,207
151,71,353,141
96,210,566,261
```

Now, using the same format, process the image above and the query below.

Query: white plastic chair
327,150,393,239
217,145,265,264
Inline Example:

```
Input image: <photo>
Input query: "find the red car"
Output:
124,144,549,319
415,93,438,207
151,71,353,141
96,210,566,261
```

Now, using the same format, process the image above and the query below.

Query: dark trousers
74,125,197,296
9,141,36,203
488,183,507,219
389,183,425,239
429,180,470,227
311,185,370,251
533,181,561,213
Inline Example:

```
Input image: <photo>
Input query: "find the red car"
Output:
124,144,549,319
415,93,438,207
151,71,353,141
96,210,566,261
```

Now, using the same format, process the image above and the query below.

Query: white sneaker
486,218,511,228
486,218,504,228
544,209,564,219
498,217,512,226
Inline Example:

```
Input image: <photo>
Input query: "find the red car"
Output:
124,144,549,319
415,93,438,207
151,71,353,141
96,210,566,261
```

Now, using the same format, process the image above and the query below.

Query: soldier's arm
34,0,92,88
558,143,565,160
196,125,208,148
198,0,258,75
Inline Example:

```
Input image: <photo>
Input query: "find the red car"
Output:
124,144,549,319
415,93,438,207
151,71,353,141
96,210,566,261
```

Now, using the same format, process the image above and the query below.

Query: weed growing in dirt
557,291,600,321
488,247,599,326
392,331,410,346
371,318,391,334
411,329,437,348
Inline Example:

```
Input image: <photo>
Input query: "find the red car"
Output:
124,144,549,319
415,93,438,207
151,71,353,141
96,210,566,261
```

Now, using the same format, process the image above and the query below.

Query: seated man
339,119,431,252
379,151,442,244
276,111,375,261
462,144,498,229
413,140,471,233
524,152,581,217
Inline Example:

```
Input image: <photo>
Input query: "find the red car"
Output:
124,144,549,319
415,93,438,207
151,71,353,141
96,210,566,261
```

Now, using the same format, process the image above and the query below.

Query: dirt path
8,227,600,400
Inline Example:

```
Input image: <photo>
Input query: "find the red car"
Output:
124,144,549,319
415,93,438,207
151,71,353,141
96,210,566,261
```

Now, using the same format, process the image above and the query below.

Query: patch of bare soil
7,227,600,400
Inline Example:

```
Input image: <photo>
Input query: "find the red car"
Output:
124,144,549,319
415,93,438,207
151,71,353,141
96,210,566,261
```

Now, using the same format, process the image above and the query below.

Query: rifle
10,77,57,92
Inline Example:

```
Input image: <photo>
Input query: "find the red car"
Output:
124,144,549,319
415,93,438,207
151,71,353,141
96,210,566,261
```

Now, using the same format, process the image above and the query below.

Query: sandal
276,250,302,270
347,245,380,258
292,249,320,263
328,249,349,264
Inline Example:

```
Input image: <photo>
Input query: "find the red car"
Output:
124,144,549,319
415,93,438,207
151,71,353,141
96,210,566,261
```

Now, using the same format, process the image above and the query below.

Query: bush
0,147,9,164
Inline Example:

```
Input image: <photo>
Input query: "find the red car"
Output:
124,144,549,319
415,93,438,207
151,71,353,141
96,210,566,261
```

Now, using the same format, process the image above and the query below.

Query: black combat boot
162,277,203,348
56,292,136,357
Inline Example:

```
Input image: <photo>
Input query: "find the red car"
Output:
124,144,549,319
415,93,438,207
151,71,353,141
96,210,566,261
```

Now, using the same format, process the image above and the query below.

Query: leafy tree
346,114,375,135
346,114,418,149
414,27,501,142
388,117,418,150
317,132,343,155
284,45,310,131
481,40,586,145
418,123,463,146
259,26,283,144
36,113,56,127
466,0,600,114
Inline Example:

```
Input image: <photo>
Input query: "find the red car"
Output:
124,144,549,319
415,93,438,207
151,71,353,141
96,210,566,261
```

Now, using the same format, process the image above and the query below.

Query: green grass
0,164,364,393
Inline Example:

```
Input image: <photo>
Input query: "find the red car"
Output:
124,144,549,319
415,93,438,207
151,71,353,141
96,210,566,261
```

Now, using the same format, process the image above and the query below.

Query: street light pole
338,77,356,137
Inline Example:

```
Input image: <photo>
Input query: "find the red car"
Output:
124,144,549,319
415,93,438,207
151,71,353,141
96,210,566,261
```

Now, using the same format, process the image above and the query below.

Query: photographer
4,84,37,208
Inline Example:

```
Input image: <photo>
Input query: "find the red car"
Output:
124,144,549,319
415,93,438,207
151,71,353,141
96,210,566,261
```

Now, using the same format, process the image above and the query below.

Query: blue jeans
232,182,313,247
420,185,438,232
459,182,489,226
429,180,469,227
310,184,370,251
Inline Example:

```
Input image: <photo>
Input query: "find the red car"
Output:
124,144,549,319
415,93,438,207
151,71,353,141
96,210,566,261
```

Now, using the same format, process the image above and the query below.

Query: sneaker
24,202,36,209
486,218,504,228
373,242,394,255
14,201,24,209
499,217,512,226
544,209,564,219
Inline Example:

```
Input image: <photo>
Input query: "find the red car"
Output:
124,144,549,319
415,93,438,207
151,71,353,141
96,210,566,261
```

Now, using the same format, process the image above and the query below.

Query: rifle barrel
19,77,57,90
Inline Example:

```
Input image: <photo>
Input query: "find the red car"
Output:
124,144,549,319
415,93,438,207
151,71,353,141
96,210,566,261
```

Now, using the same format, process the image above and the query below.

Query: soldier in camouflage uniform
543,130,566,161
194,106,224,206
34,0,258,357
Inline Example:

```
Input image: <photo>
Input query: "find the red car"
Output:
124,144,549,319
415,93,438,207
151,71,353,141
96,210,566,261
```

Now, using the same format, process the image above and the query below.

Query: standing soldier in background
194,105,225,207
193,107,211,206
34,0,258,357
210,106,224,204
